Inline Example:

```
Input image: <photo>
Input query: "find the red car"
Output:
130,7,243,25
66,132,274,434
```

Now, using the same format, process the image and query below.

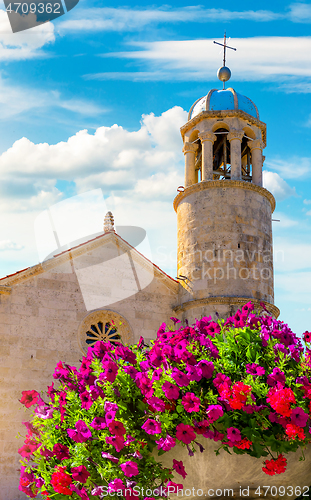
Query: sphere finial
213,32,236,89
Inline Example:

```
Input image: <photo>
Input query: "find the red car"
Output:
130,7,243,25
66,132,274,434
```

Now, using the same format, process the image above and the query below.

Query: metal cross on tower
213,32,236,67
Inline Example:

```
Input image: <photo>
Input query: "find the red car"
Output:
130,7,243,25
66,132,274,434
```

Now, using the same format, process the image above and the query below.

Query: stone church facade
0,78,280,499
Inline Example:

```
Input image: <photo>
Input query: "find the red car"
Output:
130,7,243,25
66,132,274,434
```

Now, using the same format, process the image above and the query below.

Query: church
0,59,280,498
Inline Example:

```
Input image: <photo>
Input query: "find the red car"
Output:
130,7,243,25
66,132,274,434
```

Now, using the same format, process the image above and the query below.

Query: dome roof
188,88,259,121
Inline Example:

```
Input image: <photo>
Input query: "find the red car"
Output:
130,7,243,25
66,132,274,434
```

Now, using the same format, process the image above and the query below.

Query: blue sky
0,0,310,335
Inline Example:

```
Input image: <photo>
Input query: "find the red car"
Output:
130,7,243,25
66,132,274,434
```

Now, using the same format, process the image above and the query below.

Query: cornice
173,296,280,318
173,180,276,213
0,285,12,295
180,109,267,146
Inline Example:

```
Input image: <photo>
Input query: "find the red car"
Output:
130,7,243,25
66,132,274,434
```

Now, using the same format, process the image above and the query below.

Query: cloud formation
263,171,296,201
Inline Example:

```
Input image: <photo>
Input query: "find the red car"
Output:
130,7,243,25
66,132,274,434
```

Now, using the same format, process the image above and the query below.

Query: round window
78,310,133,354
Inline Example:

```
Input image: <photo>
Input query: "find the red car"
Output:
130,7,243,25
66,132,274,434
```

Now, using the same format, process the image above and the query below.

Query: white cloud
0,239,23,251
307,210,311,216
272,211,298,229
0,9,55,60
263,171,296,201
264,157,311,179
87,37,311,84
288,2,311,22
303,199,311,205
274,237,311,273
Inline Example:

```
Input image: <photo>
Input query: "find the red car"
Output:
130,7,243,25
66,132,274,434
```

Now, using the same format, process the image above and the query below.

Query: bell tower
174,49,280,322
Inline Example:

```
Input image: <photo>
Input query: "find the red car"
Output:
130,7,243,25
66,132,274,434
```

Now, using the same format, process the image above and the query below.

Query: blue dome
188,88,259,121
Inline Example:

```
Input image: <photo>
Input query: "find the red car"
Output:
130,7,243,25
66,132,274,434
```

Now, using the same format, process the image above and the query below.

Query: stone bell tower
174,55,280,323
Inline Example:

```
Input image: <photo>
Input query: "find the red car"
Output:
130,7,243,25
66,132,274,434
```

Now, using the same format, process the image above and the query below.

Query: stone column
199,132,217,181
227,131,244,181
183,142,198,187
248,139,263,187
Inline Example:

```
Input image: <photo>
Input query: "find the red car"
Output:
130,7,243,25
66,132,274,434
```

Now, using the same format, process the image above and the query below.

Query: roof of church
0,230,179,290
188,88,259,121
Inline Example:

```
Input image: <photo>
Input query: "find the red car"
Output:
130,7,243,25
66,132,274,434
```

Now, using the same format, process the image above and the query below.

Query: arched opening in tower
212,129,231,180
241,135,252,182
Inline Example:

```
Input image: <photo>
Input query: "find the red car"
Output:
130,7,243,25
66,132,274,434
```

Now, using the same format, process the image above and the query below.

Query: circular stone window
78,310,133,354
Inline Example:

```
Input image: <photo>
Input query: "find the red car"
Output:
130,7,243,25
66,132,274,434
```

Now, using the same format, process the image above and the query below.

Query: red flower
51,466,72,495
267,387,296,417
109,421,126,436
285,423,305,441
20,390,40,408
303,331,311,343
262,454,287,476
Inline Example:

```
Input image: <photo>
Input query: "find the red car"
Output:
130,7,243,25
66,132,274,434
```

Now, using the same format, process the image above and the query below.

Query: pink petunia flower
176,423,196,444
141,419,162,435
120,461,139,477
246,363,265,377
108,479,126,491
20,390,41,408
53,443,70,460
155,434,176,451
171,368,190,387
198,360,214,379
172,459,187,479
109,421,126,436
206,404,223,423
227,427,241,442
162,381,179,399
106,435,125,452
71,465,90,484
102,452,119,463
291,407,309,428
182,393,200,413
147,396,166,412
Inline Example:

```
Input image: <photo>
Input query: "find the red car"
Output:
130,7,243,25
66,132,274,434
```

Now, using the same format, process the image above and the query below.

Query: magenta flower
291,407,309,428
182,392,200,413
171,368,190,387
135,373,154,398
105,402,119,412
198,360,214,379
102,452,119,464
120,461,139,477
206,404,223,423
173,459,187,479
213,372,231,388
227,427,241,442
90,417,107,430
162,381,179,399
53,443,70,460
187,365,202,382
34,406,54,419
106,435,125,452
267,367,286,387
155,434,176,451
246,363,265,377
147,396,166,412
204,322,221,337
71,465,90,484
124,366,138,379
20,390,41,408
80,391,93,410
141,419,162,435
149,346,166,367
174,340,189,358
18,441,39,457
101,359,118,382
108,479,125,491
105,411,116,425
176,423,196,444
109,421,126,436
67,420,92,443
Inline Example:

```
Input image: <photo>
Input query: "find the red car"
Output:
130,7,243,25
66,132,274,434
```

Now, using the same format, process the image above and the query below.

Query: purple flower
206,404,223,423
106,435,125,452
101,359,118,382
198,360,214,379
105,411,116,425
105,401,119,412
174,341,189,358
155,434,176,451
141,419,162,435
291,407,309,428
34,405,54,419
120,461,139,477
171,368,190,387
152,368,163,382
246,363,265,377
267,367,286,387
149,346,166,367
227,427,241,442
162,381,179,400
173,459,187,479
